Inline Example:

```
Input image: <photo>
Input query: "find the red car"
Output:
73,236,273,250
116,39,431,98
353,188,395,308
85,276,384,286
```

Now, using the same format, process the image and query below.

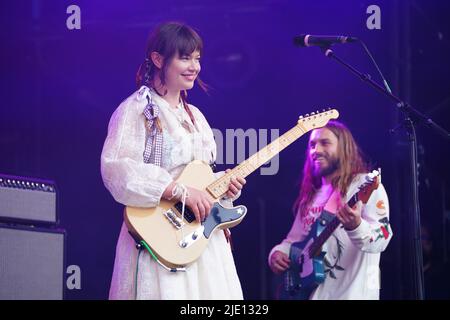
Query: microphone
293,34,358,47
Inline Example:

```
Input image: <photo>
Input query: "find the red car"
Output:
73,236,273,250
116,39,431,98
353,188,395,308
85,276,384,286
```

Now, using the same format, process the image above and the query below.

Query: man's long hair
293,121,368,218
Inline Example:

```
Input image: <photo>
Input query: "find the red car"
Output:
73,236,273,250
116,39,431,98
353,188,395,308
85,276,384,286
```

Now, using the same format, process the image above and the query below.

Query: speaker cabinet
0,224,65,299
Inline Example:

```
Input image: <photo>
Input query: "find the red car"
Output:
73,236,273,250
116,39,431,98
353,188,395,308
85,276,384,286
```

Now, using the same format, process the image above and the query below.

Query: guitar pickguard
202,203,247,238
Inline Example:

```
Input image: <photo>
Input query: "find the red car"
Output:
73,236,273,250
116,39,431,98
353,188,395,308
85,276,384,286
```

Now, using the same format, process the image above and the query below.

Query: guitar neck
207,124,306,198
309,193,360,256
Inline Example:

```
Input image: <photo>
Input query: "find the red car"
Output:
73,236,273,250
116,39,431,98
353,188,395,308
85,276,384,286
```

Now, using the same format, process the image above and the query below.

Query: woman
101,22,246,299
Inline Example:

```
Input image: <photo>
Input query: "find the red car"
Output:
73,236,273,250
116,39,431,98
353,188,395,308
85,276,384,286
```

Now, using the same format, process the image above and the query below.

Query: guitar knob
180,241,187,248
320,219,327,226
192,232,198,240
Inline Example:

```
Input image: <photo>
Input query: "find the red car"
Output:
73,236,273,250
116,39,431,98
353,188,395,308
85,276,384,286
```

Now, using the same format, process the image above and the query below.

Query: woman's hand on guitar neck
269,250,291,274
225,169,247,199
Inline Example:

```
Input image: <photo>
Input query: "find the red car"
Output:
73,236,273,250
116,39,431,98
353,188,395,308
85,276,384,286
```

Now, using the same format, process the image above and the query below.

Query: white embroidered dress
101,86,243,300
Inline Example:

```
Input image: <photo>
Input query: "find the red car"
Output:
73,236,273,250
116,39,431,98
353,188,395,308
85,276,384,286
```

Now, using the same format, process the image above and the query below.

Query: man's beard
313,155,339,178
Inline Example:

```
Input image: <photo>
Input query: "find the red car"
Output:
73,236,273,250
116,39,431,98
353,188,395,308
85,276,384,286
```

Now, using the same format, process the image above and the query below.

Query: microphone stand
319,46,449,300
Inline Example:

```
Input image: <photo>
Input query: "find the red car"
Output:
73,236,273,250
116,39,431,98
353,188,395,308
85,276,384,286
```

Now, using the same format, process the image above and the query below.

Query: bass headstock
358,169,381,204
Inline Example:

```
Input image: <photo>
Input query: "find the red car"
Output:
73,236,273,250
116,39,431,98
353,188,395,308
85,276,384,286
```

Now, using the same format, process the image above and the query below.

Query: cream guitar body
125,160,247,270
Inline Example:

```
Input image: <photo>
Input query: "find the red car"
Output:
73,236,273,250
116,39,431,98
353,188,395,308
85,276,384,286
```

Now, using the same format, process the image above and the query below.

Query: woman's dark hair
136,21,208,93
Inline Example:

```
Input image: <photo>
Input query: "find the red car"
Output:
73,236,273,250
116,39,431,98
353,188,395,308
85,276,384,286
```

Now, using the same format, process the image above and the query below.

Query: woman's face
164,50,201,91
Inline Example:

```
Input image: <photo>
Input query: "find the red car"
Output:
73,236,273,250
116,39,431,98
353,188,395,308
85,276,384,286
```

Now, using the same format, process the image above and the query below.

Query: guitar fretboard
207,125,306,199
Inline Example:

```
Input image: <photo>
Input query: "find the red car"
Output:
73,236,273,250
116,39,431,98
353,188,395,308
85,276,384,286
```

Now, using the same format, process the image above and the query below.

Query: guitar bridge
163,208,185,229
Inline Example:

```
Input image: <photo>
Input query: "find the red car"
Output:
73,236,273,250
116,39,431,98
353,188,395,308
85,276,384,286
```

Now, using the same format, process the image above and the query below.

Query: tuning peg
311,112,315,115
299,115,304,119
305,113,309,117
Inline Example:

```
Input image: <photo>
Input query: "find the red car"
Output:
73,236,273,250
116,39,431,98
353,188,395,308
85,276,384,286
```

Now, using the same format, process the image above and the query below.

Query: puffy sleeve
100,96,173,208
268,209,309,264
345,183,393,253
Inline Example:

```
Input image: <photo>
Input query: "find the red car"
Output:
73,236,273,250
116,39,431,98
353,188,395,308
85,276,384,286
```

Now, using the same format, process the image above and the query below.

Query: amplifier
0,173,58,225
0,224,65,299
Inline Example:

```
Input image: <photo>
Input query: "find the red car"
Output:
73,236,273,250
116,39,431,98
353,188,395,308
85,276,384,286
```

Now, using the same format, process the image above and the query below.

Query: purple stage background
1,0,449,299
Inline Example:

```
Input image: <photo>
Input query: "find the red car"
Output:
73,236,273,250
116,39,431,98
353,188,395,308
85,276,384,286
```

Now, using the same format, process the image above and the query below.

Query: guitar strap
323,188,341,215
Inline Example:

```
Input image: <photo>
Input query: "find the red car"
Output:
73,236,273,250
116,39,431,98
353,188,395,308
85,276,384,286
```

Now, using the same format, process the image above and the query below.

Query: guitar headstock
297,109,339,132
358,169,381,204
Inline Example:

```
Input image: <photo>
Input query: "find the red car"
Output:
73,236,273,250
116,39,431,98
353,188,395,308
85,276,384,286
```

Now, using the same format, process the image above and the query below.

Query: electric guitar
125,109,339,271
278,169,381,299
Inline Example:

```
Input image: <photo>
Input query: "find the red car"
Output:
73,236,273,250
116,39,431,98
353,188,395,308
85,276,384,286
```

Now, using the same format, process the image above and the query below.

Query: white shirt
269,174,392,300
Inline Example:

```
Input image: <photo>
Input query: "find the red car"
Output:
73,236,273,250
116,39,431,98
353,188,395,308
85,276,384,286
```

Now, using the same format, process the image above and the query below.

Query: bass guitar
278,169,381,299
